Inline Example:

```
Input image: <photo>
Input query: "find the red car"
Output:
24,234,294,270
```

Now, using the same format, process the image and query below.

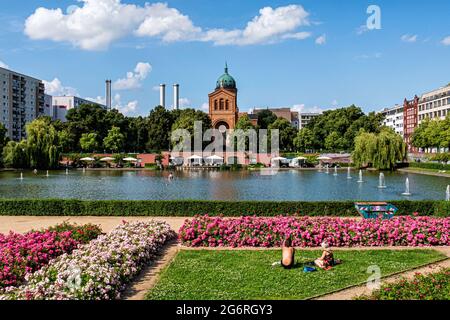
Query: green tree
171,109,212,149
235,114,255,131
307,105,382,151
294,127,314,152
353,128,406,170
324,131,346,151
268,118,298,151
257,109,277,129
103,126,125,153
146,106,174,151
2,140,29,168
58,129,75,153
26,117,60,169
233,114,256,151
80,133,99,152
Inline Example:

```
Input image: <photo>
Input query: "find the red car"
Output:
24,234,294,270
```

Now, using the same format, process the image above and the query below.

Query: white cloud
401,34,418,43
43,78,78,96
356,25,369,35
0,60,9,69
441,36,450,46
282,32,311,40
201,5,310,46
86,93,138,115
178,98,191,108
135,3,201,42
24,1,313,49
24,0,148,50
355,53,382,60
200,102,209,112
119,100,138,115
315,34,326,45
113,62,152,90
291,104,325,114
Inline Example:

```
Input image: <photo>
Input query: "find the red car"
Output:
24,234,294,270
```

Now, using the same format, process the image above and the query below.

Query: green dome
216,63,236,89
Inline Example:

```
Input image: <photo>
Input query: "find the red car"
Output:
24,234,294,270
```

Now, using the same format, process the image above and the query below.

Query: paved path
122,240,180,300
0,216,187,234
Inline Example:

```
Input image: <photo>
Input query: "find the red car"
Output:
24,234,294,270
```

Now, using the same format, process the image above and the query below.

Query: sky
0,0,449,116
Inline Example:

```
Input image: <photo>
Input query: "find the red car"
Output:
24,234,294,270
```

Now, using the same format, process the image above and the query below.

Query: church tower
208,63,239,130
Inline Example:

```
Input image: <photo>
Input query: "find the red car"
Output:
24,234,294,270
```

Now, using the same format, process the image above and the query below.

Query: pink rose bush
1,221,176,300
179,215,450,248
0,228,97,289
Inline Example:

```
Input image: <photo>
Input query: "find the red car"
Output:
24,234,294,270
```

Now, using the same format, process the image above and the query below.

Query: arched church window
220,99,224,110
226,100,229,110
214,100,218,110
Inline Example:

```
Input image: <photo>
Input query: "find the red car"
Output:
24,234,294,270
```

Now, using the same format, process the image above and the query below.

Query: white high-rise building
0,66,45,141
418,84,450,124
51,96,106,122
380,104,404,137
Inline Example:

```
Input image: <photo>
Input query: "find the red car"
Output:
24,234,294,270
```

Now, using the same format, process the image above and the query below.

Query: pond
0,169,448,201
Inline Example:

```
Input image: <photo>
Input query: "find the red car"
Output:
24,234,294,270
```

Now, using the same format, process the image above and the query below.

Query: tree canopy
353,128,406,170
306,105,383,151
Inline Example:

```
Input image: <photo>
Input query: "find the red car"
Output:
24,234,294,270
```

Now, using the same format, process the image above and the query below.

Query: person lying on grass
315,242,341,270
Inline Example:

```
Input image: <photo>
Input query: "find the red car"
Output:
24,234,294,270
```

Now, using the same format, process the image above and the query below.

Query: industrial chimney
105,80,112,111
173,84,179,110
159,84,166,108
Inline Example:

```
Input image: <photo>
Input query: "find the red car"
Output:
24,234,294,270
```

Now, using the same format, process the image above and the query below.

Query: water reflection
0,169,448,201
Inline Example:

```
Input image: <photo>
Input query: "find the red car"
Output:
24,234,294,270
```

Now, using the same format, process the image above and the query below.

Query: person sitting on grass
315,242,340,270
281,237,296,269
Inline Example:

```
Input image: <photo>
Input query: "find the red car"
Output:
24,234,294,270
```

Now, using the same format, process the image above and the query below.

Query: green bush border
0,199,447,217
409,162,450,171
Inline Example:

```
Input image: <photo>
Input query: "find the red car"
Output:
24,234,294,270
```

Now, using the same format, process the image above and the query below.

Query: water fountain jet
446,185,450,201
347,167,352,179
357,170,364,183
378,172,387,189
402,178,411,196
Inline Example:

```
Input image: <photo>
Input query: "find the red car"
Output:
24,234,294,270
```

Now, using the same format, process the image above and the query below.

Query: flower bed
179,215,450,247
1,221,176,300
0,223,102,289
357,268,450,300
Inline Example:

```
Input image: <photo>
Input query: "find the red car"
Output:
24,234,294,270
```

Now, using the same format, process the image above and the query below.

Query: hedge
409,162,450,171
0,199,447,217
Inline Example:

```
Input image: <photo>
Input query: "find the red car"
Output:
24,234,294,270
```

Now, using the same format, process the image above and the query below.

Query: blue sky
0,0,449,116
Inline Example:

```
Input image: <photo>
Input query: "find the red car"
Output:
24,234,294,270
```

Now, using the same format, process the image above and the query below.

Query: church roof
216,63,236,90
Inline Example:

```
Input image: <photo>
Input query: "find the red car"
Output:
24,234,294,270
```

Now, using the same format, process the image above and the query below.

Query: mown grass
146,249,445,300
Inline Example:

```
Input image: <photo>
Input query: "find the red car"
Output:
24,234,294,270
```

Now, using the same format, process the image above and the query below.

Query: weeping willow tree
26,117,61,169
353,128,406,170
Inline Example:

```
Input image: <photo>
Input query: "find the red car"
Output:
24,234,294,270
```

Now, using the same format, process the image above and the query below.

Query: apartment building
0,66,45,141
51,96,106,122
418,84,450,123
298,112,320,130
251,108,320,130
380,104,404,137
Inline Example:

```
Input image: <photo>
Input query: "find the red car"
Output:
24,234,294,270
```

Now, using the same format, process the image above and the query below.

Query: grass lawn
146,249,446,300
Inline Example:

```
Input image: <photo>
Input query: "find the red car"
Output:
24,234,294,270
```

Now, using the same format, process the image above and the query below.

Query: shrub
0,199,447,217
145,163,160,170
42,222,103,243
409,162,450,171
179,215,450,248
357,268,450,300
